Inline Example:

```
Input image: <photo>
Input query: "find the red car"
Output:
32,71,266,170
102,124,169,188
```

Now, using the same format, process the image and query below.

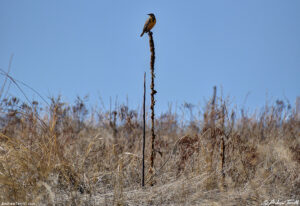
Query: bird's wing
142,18,151,32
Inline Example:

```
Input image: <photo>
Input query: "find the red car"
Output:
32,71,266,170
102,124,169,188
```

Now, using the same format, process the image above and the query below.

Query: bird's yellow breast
147,18,156,31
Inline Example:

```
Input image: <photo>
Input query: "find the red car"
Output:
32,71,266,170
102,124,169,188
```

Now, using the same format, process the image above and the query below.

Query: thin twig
0,54,14,100
142,72,146,187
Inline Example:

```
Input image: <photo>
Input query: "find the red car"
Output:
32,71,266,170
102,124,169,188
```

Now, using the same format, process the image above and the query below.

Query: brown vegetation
0,89,299,205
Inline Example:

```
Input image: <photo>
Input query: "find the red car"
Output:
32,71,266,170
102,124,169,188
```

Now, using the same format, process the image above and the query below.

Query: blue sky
0,1,299,114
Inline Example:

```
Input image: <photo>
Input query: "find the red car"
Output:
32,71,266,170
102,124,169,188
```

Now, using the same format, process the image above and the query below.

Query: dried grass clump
0,91,299,205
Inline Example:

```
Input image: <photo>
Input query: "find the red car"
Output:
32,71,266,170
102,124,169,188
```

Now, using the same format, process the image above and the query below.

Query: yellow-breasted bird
140,13,156,37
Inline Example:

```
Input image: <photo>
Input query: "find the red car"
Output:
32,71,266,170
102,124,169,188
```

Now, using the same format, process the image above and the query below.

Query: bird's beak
147,13,151,15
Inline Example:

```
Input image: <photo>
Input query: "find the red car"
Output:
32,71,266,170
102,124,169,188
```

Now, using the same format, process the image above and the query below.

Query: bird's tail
140,31,145,37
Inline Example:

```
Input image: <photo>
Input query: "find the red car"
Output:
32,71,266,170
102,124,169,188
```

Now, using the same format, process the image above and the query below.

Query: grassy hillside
0,92,299,205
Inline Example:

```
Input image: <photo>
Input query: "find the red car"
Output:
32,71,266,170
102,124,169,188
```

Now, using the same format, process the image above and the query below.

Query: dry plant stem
207,86,217,172
142,72,146,187
148,31,156,186
210,86,217,129
219,135,225,191
0,54,13,100
220,104,226,190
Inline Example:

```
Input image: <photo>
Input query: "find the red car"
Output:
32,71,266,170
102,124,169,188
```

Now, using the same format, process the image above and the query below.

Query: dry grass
0,92,299,205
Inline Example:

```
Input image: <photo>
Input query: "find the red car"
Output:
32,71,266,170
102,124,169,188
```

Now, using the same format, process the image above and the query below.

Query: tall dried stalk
142,72,146,187
148,31,157,186
210,86,217,130
207,86,217,173
219,103,226,190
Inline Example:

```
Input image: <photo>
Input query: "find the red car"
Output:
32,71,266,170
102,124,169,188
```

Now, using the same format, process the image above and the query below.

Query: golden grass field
0,91,299,205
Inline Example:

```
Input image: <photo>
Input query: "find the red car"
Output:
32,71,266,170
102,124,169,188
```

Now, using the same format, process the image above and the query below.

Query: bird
140,13,156,37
